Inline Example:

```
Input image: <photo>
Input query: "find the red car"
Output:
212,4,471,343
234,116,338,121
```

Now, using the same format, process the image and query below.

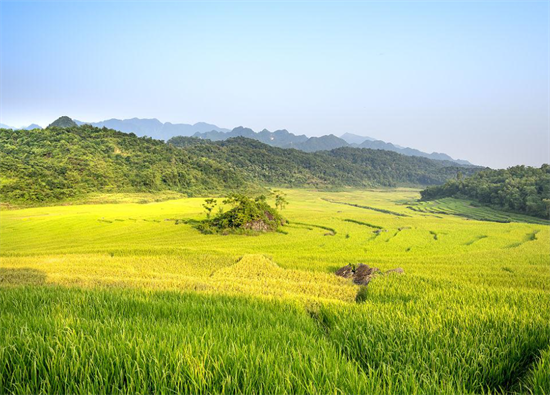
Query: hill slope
421,165,550,219
0,124,481,204
0,125,250,203
48,116,77,128
169,136,480,188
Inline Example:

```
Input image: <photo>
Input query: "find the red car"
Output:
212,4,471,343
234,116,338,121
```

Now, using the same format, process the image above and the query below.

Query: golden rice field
1,189,549,394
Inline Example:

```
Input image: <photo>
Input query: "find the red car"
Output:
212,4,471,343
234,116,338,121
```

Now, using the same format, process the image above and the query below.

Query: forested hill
0,125,251,203
421,165,550,219
169,136,480,187
0,125,480,205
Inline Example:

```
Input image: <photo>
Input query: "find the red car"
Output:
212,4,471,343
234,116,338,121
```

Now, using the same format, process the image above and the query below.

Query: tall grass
0,287,369,394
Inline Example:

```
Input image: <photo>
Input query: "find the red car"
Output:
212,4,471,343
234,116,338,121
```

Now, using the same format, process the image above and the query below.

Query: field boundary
321,198,410,217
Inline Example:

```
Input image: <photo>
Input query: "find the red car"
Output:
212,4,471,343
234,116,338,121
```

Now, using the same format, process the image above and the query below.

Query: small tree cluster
198,194,286,234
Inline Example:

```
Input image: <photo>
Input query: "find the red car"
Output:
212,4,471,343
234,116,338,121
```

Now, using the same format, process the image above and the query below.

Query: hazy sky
1,1,548,168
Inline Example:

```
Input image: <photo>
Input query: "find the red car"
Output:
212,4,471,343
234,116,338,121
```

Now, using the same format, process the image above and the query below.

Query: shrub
196,194,286,234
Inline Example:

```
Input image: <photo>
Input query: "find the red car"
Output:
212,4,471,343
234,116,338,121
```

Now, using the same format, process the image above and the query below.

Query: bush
196,194,285,234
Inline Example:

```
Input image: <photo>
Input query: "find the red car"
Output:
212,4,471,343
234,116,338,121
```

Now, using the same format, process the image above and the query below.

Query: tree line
421,165,550,219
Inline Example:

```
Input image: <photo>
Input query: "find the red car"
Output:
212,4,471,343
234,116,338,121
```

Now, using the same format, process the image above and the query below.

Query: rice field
1,188,549,394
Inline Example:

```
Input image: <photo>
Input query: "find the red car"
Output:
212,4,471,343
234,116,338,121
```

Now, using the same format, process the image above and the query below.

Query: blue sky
1,1,548,168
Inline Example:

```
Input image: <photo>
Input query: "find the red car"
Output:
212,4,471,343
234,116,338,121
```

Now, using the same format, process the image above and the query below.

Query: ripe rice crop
1,189,548,394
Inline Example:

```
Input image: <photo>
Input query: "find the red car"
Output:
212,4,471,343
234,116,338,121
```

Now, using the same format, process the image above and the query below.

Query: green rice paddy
1,189,549,394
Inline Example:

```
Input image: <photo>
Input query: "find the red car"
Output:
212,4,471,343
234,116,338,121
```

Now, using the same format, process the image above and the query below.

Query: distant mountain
193,126,256,141
48,116,78,128
20,116,472,165
194,128,349,152
0,123,43,130
24,124,43,130
355,139,471,164
193,126,309,148
75,118,229,140
295,135,349,152
340,133,376,145
193,127,473,166
257,128,309,147
340,133,471,164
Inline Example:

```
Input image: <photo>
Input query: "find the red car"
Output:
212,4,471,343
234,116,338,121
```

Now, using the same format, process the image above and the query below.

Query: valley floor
1,189,549,394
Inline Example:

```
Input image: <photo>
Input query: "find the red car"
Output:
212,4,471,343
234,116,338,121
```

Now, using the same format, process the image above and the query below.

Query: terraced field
1,189,549,394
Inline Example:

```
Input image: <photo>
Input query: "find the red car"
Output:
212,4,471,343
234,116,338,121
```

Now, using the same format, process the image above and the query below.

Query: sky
0,1,548,168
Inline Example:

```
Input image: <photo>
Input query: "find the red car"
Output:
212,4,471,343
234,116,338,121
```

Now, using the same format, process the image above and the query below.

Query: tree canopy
0,125,251,204
196,194,286,234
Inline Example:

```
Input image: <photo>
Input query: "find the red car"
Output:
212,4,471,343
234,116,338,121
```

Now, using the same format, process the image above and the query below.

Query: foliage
169,137,481,189
420,165,550,219
197,194,285,234
202,198,217,219
1,125,481,205
0,125,253,204
272,190,288,211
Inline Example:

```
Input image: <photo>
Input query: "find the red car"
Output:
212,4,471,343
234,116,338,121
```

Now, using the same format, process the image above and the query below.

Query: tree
202,198,217,219
272,190,288,211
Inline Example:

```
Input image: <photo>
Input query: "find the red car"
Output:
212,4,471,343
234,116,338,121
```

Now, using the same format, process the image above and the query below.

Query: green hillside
0,125,249,204
170,136,480,187
1,125,480,205
421,165,550,219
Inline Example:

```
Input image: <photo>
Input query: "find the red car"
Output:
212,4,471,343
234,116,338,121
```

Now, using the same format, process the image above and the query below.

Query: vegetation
0,287,367,394
170,136,480,188
1,189,548,394
0,125,481,206
407,197,550,225
1,120,548,392
0,125,252,204
47,115,78,128
421,165,550,219
196,194,286,234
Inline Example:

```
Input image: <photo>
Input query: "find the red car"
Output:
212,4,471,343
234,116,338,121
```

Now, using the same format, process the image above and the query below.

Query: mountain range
191,127,472,165
0,123,43,130
2,117,472,165
73,118,230,140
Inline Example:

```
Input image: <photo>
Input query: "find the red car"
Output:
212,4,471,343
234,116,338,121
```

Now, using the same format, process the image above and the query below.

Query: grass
0,287,368,394
1,188,549,394
406,197,550,225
